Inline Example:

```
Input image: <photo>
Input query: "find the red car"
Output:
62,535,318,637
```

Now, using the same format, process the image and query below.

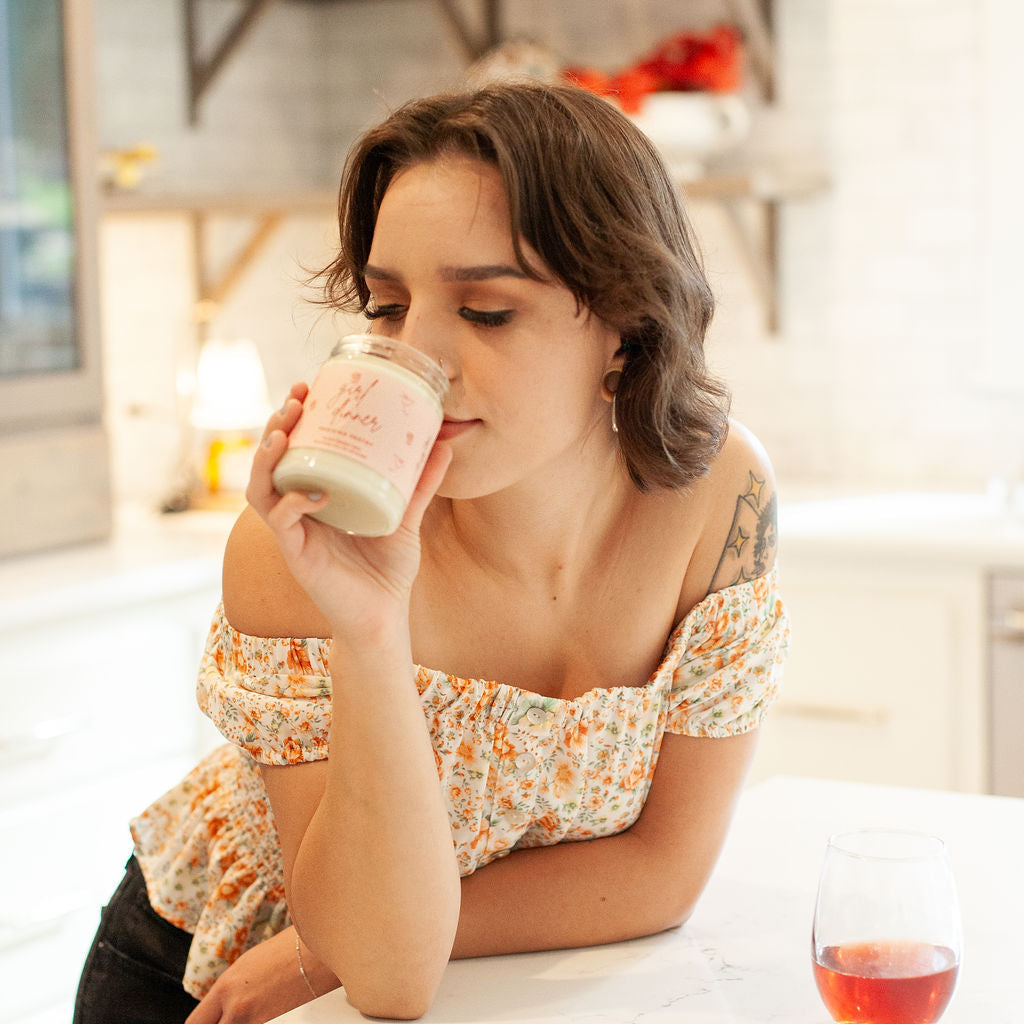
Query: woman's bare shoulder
222,505,332,639
677,420,779,609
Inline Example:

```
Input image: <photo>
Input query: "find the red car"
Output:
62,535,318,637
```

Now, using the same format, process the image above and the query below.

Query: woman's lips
438,418,479,441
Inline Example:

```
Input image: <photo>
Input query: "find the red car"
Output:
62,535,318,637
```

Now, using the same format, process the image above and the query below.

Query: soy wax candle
272,334,448,536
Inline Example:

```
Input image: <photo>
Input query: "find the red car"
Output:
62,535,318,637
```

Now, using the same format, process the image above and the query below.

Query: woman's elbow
661,901,696,933
343,966,445,1020
639,884,701,938
319,923,456,1020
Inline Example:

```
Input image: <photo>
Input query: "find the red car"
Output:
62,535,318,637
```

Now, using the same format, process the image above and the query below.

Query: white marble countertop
778,489,1024,568
0,502,236,629
273,776,1023,1024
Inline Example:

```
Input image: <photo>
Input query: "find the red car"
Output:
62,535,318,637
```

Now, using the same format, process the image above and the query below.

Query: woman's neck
428,451,638,592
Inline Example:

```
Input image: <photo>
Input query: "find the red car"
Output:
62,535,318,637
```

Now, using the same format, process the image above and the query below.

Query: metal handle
0,716,79,766
992,606,1024,642
775,702,889,726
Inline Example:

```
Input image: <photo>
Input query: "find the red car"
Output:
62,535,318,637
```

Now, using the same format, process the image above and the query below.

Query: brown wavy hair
315,80,730,490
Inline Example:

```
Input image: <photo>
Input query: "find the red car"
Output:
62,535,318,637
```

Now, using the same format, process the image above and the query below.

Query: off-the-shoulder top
130,570,788,998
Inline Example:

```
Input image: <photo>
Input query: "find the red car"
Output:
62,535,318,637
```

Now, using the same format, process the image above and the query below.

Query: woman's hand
246,383,451,636
184,927,339,1024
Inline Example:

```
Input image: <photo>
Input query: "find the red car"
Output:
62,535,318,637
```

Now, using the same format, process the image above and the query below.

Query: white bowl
629,92,751,179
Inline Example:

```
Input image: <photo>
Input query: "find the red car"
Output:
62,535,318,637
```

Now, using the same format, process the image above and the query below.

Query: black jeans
73,855,200,1024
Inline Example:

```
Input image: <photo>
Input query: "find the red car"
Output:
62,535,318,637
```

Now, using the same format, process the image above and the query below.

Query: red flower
563,23,745,113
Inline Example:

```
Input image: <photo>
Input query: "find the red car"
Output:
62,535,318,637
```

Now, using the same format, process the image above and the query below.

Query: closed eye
364,303,407,323
459,307,513,328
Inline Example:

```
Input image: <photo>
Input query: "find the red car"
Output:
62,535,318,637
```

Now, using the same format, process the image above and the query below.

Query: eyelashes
364,304,513,328
459,307,513,328
364,304,405,322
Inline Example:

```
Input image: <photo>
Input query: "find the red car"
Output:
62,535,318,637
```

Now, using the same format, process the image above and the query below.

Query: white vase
629,92,751,180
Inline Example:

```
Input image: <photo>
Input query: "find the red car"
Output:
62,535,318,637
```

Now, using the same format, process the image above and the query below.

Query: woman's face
363,156,622,500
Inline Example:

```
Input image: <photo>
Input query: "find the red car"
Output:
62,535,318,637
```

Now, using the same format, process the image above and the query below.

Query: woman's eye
365,303,406,322
459,307,513,328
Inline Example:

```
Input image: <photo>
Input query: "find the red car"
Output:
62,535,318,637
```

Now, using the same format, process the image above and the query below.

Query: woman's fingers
258,383,308,445
183,990,221,1024
264,490,330,565
249,384,311,513
246,427,288,512
259,390,306,446
402,441,452,535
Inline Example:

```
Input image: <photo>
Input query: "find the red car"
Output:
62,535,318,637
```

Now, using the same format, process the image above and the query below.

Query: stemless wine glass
811,829,962,1024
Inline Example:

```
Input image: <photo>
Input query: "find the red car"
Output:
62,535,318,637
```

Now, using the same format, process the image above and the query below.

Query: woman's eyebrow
362,263,530,283
363,264,399,281
440,264,528,282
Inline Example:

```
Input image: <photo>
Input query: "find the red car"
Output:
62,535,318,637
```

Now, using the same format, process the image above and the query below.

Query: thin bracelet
296,933,318,999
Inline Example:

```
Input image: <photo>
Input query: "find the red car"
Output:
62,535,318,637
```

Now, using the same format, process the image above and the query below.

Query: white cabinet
751,504,996,793
0,509,231,1024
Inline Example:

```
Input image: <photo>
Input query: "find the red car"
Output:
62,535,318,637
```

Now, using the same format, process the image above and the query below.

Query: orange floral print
132,570,788,999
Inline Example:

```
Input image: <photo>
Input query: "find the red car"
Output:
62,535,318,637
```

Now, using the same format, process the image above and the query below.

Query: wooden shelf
100,189,338,215
100,158,828,336
98,165,828,220
686,168,828,333
144,0,813,332
681,167,829,201
102,189,337,339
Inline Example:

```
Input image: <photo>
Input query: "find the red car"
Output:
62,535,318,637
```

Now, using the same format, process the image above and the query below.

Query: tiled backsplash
95,0,1024,506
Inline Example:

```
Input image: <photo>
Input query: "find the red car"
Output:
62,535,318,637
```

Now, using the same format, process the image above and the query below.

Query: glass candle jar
272,334,448,536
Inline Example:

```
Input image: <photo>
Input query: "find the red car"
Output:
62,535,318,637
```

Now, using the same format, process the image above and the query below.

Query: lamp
188,336,272,501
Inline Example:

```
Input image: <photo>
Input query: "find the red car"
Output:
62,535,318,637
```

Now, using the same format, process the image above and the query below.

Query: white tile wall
93,0,1024,506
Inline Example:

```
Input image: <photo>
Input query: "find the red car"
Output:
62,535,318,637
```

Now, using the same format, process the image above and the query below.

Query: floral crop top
130,570,789,998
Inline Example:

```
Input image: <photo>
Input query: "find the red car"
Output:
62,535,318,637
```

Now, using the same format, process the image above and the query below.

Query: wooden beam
185,0,277,125
718,197,780,334
191,211,284,335
433,0,502,63
724,0,774,101
482,0,502,51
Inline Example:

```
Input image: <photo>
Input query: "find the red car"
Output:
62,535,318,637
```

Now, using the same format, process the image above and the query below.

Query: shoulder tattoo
708,471,778,593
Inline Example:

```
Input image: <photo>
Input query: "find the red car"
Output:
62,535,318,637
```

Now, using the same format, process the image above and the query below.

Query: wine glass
811,829,961,1024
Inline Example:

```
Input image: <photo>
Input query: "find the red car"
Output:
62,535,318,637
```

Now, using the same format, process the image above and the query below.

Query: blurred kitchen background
2,1,1023,1020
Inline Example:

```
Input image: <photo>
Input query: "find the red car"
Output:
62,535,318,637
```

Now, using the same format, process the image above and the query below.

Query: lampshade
190,336,272,432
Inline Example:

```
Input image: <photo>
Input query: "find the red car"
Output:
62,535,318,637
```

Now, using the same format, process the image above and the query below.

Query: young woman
74,81,788,1024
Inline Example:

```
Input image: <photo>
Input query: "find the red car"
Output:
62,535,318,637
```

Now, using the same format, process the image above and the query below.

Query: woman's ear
601,338,627,401
601,366,622,401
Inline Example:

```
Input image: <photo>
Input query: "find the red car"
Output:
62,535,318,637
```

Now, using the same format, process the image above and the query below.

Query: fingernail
262,436,273,448
306,491,323,501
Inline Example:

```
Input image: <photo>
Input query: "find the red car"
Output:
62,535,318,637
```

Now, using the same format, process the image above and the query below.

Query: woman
74,80,788,1024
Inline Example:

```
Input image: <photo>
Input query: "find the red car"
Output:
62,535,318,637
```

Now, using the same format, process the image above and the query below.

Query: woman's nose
398,308,452,376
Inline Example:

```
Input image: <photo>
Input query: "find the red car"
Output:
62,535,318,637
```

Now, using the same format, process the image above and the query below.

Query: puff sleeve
196,605,334,765
660,570,790,738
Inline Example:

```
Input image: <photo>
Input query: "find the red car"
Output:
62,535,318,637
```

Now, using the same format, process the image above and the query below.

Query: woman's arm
185,925,339,1024
452,728,759,957
233,391,460,1020
256,725,757,986
192,724,753,1024
445,426,779,957
239,402,776,1012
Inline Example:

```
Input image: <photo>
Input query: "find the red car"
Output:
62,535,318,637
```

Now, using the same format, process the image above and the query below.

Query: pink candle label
289,359,442,501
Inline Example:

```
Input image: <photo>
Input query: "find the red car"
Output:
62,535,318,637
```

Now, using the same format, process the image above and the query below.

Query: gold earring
602,369,621,434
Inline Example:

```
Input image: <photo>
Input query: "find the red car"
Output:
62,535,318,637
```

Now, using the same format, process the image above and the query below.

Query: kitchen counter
765,488,1024,794
1,498,1018,1019
0,502,239,1024
273,776,1023,1024
0,502,236,630
778,488,1024,567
